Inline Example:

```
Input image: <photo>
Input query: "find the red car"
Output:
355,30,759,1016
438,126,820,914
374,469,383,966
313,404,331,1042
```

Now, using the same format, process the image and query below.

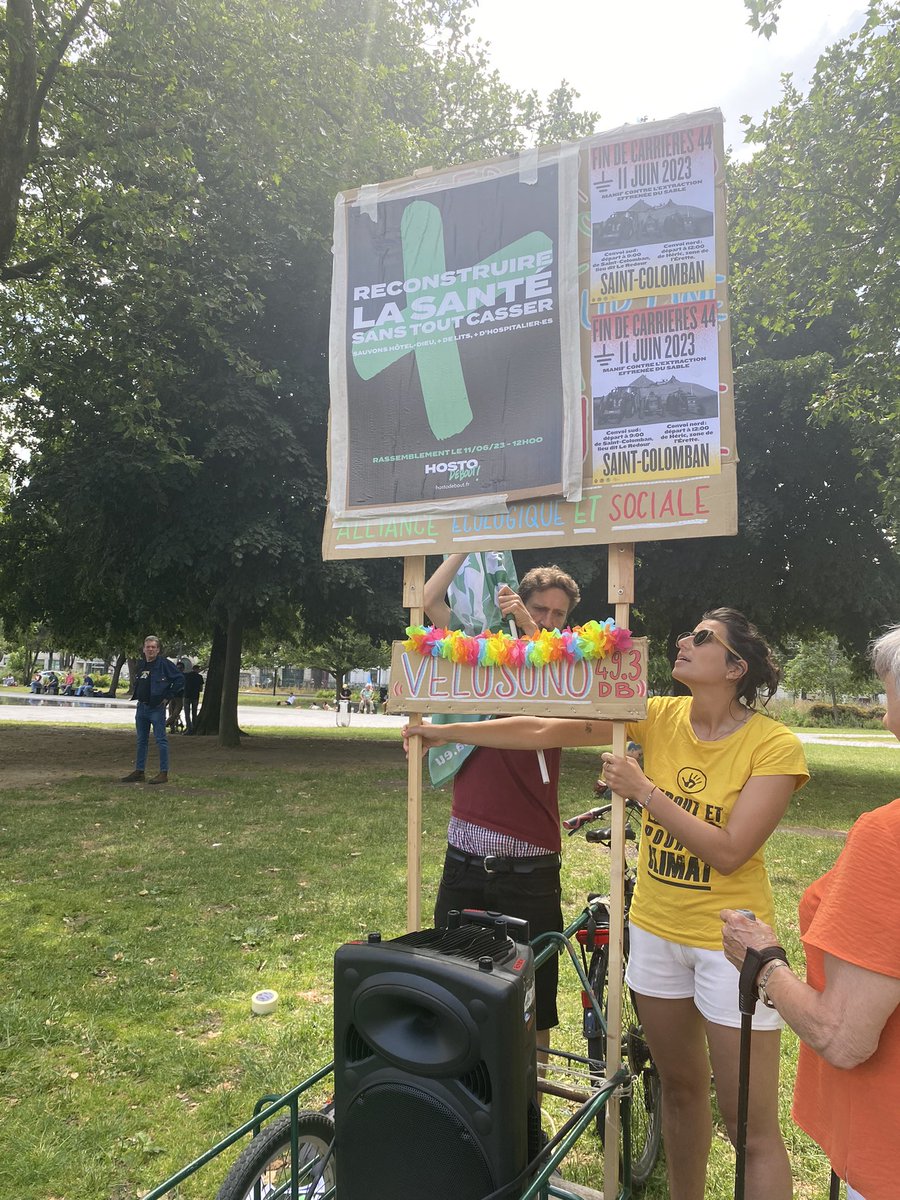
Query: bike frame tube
518,1066,631,1200
532,909,610,1039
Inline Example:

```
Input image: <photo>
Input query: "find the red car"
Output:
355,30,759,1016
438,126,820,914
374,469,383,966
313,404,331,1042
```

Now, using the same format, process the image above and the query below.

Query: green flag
428,552,519,787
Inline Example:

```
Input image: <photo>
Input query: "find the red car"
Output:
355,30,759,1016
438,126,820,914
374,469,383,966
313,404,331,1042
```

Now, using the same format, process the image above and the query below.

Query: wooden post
603,543,635,1200
403,556,426,931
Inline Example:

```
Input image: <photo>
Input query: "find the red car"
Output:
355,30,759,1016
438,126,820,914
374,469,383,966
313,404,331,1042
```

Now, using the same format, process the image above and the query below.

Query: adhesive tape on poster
251,989,279,1015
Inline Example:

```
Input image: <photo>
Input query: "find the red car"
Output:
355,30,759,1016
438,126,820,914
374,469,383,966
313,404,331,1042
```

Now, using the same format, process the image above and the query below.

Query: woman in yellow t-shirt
405,607,808,1200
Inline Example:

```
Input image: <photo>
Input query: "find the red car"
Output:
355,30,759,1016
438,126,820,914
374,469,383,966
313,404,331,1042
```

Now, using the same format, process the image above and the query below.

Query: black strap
829,1170,842,1200
738,944,789,1015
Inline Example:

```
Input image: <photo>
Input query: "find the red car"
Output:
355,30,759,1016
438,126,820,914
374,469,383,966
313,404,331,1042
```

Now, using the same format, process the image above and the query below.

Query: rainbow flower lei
403,619,632,668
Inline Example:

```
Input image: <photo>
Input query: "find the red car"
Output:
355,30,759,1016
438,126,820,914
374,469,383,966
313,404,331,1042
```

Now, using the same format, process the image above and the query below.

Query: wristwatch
757,958,789,1008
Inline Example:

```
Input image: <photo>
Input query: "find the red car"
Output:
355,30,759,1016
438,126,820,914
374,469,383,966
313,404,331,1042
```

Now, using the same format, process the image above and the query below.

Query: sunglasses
676,628,744,660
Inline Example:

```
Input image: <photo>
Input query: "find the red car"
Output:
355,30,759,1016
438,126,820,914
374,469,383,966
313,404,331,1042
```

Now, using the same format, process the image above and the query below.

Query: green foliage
806,702,885,725
783,632,879,707
297,621,392,696
740,0,783,38
0,0,596,735
729,3,900,526
774,702,886,729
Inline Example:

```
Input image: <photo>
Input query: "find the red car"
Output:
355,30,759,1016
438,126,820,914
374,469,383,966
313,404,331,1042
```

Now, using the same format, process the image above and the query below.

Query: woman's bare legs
706,1021,792,1200
634,994,712,1200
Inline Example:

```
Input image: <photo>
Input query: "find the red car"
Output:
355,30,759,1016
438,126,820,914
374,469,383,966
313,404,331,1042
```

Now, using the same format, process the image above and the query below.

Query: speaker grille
459,1059,492,1104
344,1023,374,1065
340,1080,494,1200
397,925,513,963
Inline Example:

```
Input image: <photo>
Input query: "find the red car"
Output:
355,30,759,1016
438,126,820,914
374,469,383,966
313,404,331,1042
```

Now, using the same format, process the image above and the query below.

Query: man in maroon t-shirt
423,555,580,1054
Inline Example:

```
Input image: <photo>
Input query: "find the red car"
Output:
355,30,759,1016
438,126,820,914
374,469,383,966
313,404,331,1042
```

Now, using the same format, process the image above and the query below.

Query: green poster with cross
328,150,582,516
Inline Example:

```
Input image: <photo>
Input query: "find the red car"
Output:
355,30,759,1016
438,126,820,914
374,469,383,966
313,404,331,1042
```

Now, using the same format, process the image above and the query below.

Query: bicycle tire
586,948,662,1188
216,1109,335,1200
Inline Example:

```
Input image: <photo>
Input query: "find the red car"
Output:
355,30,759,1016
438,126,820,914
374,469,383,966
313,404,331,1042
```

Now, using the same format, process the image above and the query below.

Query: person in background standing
121,635,184,784
182,661,204,734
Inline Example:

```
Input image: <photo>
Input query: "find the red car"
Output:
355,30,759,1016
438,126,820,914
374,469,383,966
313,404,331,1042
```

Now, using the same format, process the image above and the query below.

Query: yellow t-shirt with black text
626,696,808,949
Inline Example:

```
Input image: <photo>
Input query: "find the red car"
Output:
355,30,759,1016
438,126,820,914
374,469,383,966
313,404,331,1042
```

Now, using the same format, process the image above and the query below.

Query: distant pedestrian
182,662,204,734
121,635,184,785
167,660,186,732
359,681,376,714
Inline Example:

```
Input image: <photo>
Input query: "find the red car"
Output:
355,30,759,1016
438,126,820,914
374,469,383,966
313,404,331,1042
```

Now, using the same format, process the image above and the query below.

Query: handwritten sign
324,472,735,558
387,638,648,719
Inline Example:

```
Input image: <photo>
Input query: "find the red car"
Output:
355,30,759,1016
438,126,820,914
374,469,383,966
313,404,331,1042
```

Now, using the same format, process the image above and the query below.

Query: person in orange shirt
722,623,900,1200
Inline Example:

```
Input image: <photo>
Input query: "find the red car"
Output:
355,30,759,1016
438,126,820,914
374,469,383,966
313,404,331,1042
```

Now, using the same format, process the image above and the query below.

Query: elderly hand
720,909,780,973
599,751,651,802
497,585,536,636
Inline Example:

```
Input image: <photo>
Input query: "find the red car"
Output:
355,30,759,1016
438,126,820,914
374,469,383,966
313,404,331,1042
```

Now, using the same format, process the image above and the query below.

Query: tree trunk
21,644,41,685
106,652,127,696
218,613,244,748
194,624,226,736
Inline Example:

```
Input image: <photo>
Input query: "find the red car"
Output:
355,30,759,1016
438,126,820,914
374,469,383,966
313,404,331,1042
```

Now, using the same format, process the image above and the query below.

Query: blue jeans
135,701,169,772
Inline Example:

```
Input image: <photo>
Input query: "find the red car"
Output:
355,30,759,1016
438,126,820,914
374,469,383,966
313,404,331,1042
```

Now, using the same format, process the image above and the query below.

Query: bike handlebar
563,797,643,834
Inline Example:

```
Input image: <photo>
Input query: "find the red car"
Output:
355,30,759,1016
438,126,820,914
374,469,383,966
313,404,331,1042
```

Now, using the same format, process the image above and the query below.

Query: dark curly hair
702,608,780,708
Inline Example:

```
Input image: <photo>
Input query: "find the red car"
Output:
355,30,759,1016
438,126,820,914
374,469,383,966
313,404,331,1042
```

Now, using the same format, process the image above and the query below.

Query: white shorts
625,923,784,1032
846,1185,865,1200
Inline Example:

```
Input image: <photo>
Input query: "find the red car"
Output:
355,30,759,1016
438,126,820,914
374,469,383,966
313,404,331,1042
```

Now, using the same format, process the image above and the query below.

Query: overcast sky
468,0,867,158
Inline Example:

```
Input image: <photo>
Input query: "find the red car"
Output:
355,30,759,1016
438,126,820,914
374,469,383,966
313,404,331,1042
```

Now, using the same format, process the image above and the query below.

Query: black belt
446,845,560,874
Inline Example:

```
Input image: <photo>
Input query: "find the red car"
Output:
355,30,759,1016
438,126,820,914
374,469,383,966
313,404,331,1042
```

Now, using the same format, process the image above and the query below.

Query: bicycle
559,796,663,1188
160,799,661,1200
215,1104,336,1200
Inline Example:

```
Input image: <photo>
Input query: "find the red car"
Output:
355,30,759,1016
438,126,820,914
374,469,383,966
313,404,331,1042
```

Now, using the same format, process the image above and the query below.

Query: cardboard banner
387,638,648,719
323,465,736,557
328,149,582,518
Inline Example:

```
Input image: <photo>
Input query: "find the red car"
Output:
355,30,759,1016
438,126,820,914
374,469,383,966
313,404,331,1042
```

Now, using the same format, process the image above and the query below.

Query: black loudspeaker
334,920,538,1200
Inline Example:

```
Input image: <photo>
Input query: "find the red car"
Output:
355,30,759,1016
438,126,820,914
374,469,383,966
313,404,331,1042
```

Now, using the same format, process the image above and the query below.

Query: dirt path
0,724,401,790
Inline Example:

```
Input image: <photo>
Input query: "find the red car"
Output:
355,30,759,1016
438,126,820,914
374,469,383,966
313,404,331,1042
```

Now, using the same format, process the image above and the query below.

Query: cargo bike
143,800,661,1200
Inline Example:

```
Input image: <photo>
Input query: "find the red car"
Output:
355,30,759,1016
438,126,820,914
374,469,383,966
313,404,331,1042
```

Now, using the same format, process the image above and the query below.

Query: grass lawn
0,725,895,1199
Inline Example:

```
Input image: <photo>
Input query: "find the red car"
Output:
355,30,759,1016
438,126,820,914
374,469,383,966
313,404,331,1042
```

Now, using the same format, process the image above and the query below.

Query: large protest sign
328,150,582,518
323,109,737,559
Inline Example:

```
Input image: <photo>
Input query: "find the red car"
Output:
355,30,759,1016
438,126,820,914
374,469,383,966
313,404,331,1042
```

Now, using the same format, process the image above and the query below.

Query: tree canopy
0,0,596,741
729,2,899,526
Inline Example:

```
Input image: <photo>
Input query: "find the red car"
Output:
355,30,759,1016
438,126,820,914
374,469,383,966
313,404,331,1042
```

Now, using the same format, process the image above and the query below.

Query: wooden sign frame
325,107,739,1199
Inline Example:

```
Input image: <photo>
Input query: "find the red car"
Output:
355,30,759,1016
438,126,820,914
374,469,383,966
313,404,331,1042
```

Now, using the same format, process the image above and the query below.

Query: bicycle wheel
216,1109,335,1200
585,949,662,1188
